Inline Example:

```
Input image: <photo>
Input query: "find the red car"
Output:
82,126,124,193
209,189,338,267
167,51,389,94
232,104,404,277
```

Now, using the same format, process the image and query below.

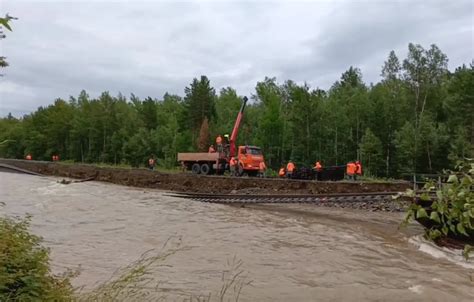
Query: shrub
0,216,74,301
401,161,474,258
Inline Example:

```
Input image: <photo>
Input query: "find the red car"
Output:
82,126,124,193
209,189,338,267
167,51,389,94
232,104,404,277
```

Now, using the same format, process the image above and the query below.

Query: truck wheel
200,163,210,175
192,163,201,174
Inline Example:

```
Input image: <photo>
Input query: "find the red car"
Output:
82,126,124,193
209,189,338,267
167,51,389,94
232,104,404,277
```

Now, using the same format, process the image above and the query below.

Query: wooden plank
177,152,219,162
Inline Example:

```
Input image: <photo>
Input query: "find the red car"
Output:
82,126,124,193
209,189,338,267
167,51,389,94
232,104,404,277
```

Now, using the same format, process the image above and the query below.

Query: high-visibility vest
26,154,32,160
229,158,237,167
315,161,322,171
208,146,215,153
259,162,266,171
356,162,362,175
346,162,356,175
278,168,286,177
286,162,295,172
148,158,155,165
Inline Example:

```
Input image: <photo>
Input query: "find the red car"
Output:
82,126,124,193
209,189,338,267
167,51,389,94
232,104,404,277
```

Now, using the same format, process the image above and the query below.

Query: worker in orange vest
258,161,267,178
216,135,223,152
148,156,156,170
278,167,286,178
346,161,356,181
314,161,322,171
229,157,237,176
25,154,32,160
208,145,216,153
355,160,362,180
286,161,295,179
314,161,323,181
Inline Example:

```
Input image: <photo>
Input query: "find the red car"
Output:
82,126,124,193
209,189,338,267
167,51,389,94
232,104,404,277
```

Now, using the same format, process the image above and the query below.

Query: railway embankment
0,158,410,195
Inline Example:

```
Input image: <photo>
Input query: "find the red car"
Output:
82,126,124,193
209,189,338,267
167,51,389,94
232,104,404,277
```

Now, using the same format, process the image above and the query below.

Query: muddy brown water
1,172,473,301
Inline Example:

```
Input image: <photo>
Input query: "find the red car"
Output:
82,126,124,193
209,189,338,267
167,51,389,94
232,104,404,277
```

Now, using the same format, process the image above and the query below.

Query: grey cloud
0,0,472,116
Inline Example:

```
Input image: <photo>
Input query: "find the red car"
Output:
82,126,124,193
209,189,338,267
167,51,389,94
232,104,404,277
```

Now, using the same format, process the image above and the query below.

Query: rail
165,191,410,204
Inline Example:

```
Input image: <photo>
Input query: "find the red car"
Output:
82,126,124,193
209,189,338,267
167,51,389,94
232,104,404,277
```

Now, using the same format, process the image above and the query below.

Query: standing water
1,172,473,301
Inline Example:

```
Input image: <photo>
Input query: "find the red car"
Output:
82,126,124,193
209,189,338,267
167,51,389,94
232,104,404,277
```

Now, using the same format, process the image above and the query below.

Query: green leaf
456,223,468,236
461,174,472,185
420,193,431,201
429,211,441,224
428,229,442,239
416,207,428,219
463,245,474,260
435,190,443,201
441,226,449,236
404,189,415,198
449,224,456,233
447,174,458,183
0,18,12,31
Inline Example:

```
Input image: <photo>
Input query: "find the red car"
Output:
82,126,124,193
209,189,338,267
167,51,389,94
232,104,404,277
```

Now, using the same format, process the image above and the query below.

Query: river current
1,172,473,301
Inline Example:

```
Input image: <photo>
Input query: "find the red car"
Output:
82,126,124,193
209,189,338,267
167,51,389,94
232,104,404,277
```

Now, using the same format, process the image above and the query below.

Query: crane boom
229,96,248,158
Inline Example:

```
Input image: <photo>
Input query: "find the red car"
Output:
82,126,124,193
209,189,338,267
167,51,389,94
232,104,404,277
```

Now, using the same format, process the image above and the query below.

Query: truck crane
177,96,264,176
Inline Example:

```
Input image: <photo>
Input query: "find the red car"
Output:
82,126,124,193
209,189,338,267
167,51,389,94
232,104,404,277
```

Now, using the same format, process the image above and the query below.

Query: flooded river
1,172,473,301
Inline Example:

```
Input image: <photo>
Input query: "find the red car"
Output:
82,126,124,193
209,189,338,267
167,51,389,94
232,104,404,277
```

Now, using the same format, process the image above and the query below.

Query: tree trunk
81,141,84,163
471,117,474,158
335,126,338,165
306,113,310,160
103,125,106,155
427,143,432,172
88,132,92,161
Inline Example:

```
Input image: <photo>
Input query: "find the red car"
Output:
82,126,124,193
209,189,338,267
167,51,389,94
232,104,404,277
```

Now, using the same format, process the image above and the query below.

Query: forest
0,43,473,178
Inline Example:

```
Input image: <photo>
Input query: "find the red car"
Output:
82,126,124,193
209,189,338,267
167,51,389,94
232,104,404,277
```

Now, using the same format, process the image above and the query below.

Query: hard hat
224,134,229,138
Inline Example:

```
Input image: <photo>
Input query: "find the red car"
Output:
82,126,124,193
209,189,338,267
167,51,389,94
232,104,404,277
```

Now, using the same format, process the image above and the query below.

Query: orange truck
177,96,264,176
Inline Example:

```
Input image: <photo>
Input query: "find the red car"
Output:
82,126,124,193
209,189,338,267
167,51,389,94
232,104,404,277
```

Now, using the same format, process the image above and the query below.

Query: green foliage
0,14,18,71
0,216,74,301
402,161,474,258
0,43,472,175
359,128,383,176
184,76,217,141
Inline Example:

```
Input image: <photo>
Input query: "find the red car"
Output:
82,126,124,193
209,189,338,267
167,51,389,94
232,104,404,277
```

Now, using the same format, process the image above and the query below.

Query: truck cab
236,145,264,176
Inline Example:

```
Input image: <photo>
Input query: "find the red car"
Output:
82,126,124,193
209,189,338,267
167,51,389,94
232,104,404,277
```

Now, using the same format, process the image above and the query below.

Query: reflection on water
1,172,473,301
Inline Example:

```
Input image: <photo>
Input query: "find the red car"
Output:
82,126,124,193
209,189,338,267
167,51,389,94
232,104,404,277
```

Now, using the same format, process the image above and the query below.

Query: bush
0,216,74,301
401,161,474,258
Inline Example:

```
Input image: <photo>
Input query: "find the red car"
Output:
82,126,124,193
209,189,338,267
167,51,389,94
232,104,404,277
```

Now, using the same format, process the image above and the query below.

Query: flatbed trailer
177,152,228,175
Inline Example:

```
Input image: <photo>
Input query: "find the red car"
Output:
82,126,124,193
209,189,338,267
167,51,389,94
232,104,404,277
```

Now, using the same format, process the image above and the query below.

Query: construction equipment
177,96,265,176
286,165,346,181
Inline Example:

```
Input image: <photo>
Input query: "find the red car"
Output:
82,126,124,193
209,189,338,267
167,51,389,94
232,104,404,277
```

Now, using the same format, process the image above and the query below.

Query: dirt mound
0,159,410,194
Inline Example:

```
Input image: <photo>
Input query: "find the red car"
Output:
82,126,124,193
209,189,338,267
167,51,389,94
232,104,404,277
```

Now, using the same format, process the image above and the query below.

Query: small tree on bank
197,117,210,152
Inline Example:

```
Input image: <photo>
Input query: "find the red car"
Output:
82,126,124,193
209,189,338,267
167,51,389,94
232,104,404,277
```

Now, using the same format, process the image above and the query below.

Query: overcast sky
0,0,473,116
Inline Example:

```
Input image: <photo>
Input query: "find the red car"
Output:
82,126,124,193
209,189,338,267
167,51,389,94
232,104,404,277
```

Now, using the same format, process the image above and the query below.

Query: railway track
166,191,405,204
